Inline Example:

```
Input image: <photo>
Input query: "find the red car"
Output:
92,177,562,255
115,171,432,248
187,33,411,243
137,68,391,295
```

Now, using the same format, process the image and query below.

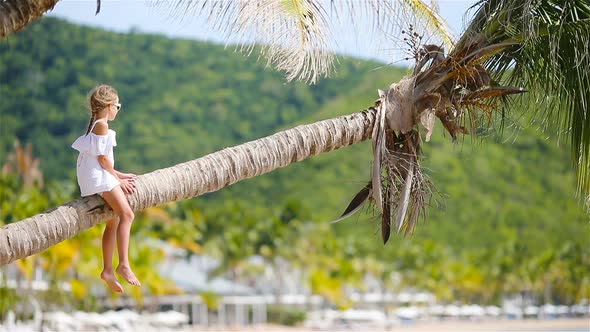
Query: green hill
1,18,587,272
0,17,392,180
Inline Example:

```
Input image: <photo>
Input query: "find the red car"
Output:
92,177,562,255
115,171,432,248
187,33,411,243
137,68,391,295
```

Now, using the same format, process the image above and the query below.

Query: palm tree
1,0,588,264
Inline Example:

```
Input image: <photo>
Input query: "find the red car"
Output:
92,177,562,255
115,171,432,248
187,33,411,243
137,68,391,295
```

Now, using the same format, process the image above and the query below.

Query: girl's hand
118,172,137,179
119,178,136,194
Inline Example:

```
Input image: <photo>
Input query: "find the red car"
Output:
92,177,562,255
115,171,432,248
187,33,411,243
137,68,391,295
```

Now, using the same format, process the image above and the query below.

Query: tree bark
0,108,377,265
0,0,60,38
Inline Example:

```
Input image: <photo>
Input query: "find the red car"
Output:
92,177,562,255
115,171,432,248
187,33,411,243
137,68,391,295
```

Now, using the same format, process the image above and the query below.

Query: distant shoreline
196,318,589,331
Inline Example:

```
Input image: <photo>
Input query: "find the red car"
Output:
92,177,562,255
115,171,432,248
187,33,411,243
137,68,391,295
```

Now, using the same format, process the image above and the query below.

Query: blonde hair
85,84,119,135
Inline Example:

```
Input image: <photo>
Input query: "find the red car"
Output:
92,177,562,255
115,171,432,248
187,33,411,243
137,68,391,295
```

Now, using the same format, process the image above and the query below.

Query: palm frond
169,0,333,83
0,0,60,38
168,0,454,83
328,0,455,63
461,0,590,196
331,181,371,224
403,0,454,50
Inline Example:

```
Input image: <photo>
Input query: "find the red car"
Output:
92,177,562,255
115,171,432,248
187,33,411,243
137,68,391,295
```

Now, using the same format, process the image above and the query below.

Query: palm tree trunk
0,0,60,38
0,108,377,265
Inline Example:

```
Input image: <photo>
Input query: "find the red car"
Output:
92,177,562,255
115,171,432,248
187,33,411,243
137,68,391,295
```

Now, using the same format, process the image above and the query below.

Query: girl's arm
97,155,136,194
92,121,135,193
97,155,118,179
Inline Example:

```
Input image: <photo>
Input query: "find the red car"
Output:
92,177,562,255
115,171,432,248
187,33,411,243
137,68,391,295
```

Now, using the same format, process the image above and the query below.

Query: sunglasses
113,103,121,111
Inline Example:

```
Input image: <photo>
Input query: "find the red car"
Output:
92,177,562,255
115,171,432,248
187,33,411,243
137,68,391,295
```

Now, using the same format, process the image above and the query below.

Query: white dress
72,121,120,196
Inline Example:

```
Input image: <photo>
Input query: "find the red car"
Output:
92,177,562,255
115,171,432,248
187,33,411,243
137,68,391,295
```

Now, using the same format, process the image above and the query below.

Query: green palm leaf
459,0,590,195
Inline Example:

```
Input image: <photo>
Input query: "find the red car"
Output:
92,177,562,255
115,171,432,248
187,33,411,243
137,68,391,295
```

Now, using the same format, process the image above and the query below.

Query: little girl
72,84,141,292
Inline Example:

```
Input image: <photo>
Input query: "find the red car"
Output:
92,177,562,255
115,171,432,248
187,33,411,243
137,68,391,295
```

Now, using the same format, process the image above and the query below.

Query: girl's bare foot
116,264,141,286
100,270,124,293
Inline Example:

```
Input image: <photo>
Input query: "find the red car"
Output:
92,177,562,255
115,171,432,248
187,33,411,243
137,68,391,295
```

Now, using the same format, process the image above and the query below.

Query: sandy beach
190,318,589,331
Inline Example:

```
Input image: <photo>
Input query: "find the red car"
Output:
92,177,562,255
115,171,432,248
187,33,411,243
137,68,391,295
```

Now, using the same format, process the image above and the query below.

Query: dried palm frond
336,78,435,242
163,0,454,83
331,181,372,224
401,0,454,49
334,15,534,241
2,0,455,82
0,0,60,38
175,0,334,83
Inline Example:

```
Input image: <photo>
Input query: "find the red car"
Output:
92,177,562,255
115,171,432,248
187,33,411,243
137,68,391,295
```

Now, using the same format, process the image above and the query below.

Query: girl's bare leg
100,218,123,292
102,186,141,287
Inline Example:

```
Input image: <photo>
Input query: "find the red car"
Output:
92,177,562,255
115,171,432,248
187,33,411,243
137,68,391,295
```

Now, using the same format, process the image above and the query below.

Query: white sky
48,0,479,63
